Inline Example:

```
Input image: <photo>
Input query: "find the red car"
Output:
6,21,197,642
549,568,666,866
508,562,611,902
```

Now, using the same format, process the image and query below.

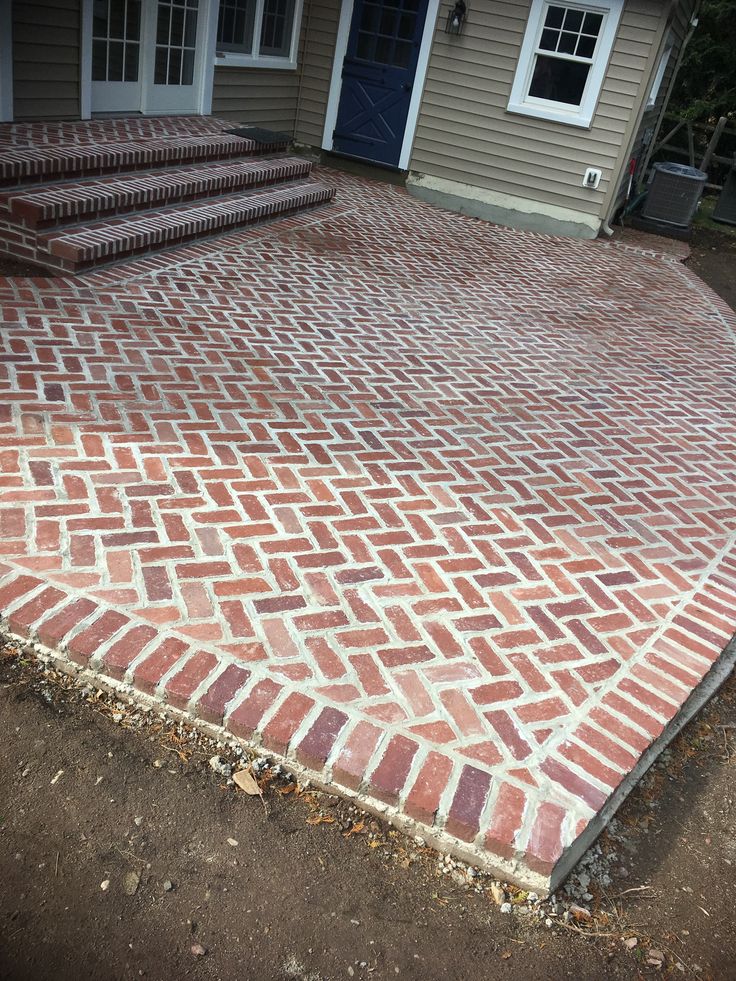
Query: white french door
90,0,215,115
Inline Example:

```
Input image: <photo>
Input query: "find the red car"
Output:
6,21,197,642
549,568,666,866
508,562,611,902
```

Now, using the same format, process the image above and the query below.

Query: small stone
152,760,163,768
123,871,140,896
227,838,238,847
21,767,31,778
545,918,553,928
134,817,143,827
624,937,638,950
163,880,174,892
191,944,207,957
500,902,512,914
100,879,110,892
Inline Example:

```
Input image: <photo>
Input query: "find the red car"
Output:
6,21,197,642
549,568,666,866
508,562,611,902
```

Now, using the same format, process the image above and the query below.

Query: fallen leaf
344,822,365,838
191,944,207,957
569,904,592,922
490,882,506,905
368,840,381,849
233,768,262,796
306,814,335,826
279,784,296,795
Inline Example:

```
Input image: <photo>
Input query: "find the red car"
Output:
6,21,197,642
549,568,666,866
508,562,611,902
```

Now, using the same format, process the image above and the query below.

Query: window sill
506,101,593,129
215,53,298,71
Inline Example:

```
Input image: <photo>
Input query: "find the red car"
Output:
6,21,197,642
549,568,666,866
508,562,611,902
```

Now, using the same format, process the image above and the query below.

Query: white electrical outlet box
583,167,602,189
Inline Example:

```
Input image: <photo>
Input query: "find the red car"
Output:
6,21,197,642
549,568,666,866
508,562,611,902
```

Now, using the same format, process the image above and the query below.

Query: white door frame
0,2,13,122
321,0,440,171
81,0,218,117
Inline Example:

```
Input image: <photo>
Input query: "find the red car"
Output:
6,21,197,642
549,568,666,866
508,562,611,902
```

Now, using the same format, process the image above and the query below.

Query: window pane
379,7,399,35
182,48,195,84
171,5,185,43
356,32,374,59
398,11,416,38
124,41,139,80
529,54,590,105
92,39,107,80
108,40,124,79
155,46,168,83
218,0,256,51
157,4,171,42
374,35,394,63
168,46,182,84
582,11,603,35
360,2,379,32
563,8,583,31
540,27,559,50
126,1,142,39
393,39,411,67
576,33,596,57
93,0,108,37
558,30,577,54
109,0,126,39
184,7,198,45
544,5,565,28
259,0,296,57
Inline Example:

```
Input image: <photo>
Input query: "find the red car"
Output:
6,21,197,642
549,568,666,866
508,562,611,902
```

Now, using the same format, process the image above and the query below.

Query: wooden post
700,116,728,174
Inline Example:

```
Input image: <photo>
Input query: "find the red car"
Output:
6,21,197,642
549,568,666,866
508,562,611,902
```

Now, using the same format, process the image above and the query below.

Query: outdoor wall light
445,0,466,34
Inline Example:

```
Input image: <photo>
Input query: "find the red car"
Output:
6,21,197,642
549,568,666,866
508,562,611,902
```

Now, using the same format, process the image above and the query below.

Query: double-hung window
508,0,623,128
215,0,302,68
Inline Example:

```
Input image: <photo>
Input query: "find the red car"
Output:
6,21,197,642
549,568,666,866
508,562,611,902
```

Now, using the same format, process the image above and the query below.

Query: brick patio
1,156,735,892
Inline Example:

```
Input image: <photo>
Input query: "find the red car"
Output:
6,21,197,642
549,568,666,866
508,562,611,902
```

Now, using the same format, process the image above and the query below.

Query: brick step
0,132,287,189
5,156,313,229
39,179,334,272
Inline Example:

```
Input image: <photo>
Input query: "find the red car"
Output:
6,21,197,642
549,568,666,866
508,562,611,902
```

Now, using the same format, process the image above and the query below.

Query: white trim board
321,0,440,171
0,1,13,122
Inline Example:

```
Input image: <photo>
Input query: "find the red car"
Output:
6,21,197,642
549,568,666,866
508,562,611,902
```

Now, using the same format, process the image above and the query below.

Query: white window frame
507,0,624,129
646,32,673,109
214,0,303,70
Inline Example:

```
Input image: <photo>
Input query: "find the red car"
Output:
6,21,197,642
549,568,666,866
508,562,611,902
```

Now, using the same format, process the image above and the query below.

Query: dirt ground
1,637,735,981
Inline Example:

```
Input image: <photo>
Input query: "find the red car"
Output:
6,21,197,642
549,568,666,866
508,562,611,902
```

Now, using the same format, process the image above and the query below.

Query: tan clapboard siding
212,67,301,130
294,0,341,145
12,0,81,120
410,0,663,218
211,0,340,140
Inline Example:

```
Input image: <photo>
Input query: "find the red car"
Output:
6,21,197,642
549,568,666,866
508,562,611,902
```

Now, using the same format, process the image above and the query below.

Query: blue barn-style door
333,0,430,168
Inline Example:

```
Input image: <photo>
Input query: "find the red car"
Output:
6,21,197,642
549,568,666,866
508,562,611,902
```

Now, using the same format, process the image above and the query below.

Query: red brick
404,751,453,825
295,706,348,771
133,638,190,694
368,734,418,805
37,598,98,648
7,585,67,638
0,574,43,613
540,758,607,810
197,663,250,725
332,721,383,791
165,650,219,710
261,692,315,756
67,609,131,665
227,678,283,739
444,765,492,842
526,801,566,874
102,623,158,679
484,782,527,859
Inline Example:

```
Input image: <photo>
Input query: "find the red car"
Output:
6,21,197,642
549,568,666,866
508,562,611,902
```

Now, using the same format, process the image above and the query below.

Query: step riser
0,135,288,189
38,188,333,273
6,158,313,229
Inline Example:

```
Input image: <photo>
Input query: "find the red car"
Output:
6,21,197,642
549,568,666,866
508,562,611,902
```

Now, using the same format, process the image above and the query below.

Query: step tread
40,179,334,265
6,156,313,226
0,133,287,185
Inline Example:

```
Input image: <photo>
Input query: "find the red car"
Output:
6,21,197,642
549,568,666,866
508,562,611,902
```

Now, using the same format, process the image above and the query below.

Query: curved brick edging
3,554,735,892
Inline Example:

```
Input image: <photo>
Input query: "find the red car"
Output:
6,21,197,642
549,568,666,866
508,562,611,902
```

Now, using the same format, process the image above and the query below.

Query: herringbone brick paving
1,154,735,888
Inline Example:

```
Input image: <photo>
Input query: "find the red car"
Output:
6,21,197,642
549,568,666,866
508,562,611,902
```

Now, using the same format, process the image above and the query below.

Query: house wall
406,0,668,237
211,0,340,138
12,0,82,121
